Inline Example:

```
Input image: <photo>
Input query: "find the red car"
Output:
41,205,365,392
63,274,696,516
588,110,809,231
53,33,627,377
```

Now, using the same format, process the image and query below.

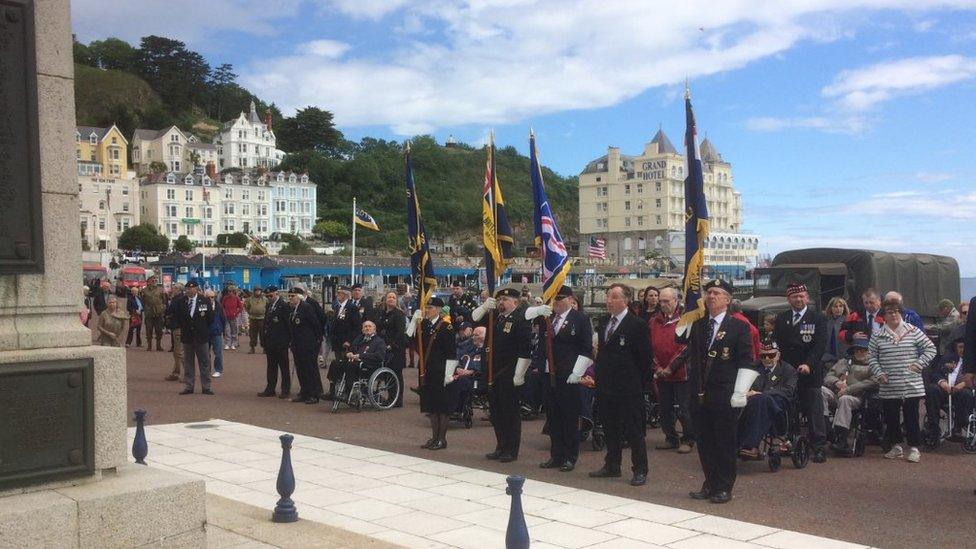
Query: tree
149,161,168,173
277,107,344,155
173,235,194,252
135,36,211,113
88,38,137,71
313,220,349,240
208,63,238,121
188,150,201,167
117,224,169,252
216,232,248,248
72,35,92,66
280,239,314,255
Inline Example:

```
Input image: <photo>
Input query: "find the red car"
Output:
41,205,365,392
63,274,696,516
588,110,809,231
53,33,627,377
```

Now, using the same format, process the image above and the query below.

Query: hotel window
656,215,662,224
637,216,644,227
625,217,631,228
171,134,178,142
166,189,176,200
166,205,178,217
98,217,106,230
242,203,250,216
121,186,129,196
597,186,608,197
204,207,213,219
241,189,249,200
655,182,662,191
625,201,631,211
655,198,662,208
184,190,193,201
89,134,97,144
636,183,643,194
224,203,235,215
224,188,233,199
168,223,178,235
624,184,631,194
257,191,265,201
185,206,194,218
116,220,123,232
122,203,130,213
98,200,105,210
205,224,213,237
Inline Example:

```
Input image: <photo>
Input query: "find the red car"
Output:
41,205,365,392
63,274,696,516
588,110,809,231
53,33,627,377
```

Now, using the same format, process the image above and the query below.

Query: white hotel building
578,129,759,278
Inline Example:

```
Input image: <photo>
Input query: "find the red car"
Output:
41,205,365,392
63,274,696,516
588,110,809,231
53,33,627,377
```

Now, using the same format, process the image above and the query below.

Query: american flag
588,237,607,259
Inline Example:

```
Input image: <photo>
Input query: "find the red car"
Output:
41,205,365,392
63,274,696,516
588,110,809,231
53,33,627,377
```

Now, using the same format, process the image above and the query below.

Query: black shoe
421,438,436,449
499,454,517,463
539,459,561,469
257,390,276,397
430,440,447,450
689,484,712,500
291,396,306,403
710,491,732,504
813,449,827,463
409,386,420,395
304,397,319,405
485,451,502,460
278,392,290,399
630,473,647,486
179,389,194,395
202,389,214,395
559,461,575,472
588,466,622,478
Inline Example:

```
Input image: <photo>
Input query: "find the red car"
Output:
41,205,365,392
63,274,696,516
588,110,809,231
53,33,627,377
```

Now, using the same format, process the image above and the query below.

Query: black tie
707,318,717,348
793,312,801,325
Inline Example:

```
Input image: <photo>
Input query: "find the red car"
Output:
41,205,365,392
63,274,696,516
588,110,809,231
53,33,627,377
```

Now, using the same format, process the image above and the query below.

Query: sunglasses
760,353,778,358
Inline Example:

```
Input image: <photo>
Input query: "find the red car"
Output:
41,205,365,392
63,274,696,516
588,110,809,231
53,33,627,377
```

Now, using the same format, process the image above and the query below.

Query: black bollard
505,475,530,549
272,434,299,523
132,408,148,465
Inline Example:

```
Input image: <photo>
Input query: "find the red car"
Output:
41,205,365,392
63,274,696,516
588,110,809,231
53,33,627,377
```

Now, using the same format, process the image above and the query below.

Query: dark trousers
126,324,142,346
488,379,521,457
598,392,648,474
544,378,581,463
265,347,290,394
691,401,740,493
658,381,695,444
143,314,164,345
797,385,827,449
883,397,922,448
738,394,787,449
925,386,974,431
182,340,212,392
249,318,265,350
393,368,404,406
292,345,323,399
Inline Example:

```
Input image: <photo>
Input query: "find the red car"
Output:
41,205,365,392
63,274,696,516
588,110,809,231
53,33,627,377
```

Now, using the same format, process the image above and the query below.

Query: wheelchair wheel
331,377,346,413
963,421,976,454
791,437,810,469
366,367,400,410
852,432,866,457
767,448,781,472
352,384,363,412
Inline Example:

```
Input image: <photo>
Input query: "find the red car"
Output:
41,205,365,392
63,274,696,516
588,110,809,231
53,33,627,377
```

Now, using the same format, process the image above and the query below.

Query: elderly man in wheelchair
738,341,798,460
332,320,398,410
822,333,879,455
924,336,973,443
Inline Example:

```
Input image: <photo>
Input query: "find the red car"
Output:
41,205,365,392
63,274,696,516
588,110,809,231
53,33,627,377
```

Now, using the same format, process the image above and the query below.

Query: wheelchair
923,387,976,452
825,392,883,458
578,386,606,451
454,374,490,429
330,358,401,413
963,393,976,454
754,401,811,472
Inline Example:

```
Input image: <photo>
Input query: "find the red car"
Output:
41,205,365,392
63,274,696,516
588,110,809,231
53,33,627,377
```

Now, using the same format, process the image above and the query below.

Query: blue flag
530,133,572,305
677,90,710,336
405,144,436,309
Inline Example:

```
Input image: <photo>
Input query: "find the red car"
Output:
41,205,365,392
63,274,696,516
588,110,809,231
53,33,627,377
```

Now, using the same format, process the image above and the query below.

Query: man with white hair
883,291,925,331
651,286,695,454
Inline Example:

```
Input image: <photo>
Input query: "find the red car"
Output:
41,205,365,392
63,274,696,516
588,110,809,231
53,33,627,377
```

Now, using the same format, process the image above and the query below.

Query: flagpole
531,130,558,388
486,130,496,387
351,197,357,284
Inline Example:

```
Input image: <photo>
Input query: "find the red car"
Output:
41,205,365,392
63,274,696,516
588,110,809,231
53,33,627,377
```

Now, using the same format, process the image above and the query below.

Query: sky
72,0,976,276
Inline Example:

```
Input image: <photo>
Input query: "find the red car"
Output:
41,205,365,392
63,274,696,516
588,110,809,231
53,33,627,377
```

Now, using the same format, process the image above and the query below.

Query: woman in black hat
409,296,459,449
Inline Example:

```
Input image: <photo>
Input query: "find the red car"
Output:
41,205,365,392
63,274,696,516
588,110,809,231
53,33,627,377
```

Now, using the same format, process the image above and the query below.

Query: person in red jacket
730,300,761,361
221,286,245,350
650,287,695,453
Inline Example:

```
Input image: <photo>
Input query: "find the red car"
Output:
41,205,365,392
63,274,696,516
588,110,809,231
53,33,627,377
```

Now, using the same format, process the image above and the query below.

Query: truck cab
742,263,848,325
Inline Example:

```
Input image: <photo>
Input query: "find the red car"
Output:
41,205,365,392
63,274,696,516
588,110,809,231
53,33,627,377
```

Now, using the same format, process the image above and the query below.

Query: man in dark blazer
589,283,654,486
351,283,375,323
471,287,533,462
685,278,758,503
258,286,292,399
527,285,593,472
288,287,324,404
327,286,362,399
774,283,828,463
172,281,215,395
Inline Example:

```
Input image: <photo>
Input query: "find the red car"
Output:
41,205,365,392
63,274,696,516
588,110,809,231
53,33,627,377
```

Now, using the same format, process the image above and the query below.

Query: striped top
868,322,936,399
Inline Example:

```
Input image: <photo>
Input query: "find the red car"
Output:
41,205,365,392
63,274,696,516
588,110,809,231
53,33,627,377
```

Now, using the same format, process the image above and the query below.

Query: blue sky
73,1,976,277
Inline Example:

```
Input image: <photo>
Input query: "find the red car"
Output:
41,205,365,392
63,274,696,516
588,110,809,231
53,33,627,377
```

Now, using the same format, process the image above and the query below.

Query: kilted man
258,286,291,399
525,285,593,472
685,279,758,503
472,288,533,462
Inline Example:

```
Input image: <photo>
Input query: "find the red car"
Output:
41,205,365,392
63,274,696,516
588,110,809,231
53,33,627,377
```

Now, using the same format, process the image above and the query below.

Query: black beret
555,285,574,299
495,288,520,299
428,296,445,307
185,281,199,288
703,278,732,295
288,287,305,295
265,285,278,293
352,283,363,290
337,285,350,292
451,280,463,287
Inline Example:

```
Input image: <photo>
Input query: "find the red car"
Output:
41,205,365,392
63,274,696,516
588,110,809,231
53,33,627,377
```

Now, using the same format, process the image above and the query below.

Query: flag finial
529,127,535,138
684,78,691,99
405,140,411,153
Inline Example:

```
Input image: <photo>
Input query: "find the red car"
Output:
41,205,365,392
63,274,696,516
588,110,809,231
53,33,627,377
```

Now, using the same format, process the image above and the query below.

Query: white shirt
708,311,726,346
189,295,198,317
606,309,628,339
791,306,807,325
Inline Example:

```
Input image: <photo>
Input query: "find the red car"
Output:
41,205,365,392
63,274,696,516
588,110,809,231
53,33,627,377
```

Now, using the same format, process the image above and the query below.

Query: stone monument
0,0,206,546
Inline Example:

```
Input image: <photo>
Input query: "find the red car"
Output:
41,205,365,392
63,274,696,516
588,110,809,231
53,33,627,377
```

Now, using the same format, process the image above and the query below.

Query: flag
482,132,514,292
405,144,437,309
588,237,607,259
530,133,571,304
354,207,380,231
676,87,710,336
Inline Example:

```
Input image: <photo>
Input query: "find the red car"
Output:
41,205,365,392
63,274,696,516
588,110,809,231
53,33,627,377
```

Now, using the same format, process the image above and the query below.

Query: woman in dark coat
410,297,458,450
377,291,408,407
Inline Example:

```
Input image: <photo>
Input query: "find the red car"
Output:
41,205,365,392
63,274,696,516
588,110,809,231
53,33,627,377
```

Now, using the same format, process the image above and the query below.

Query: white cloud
324,0,413,20
300,39,350,58
840,189,976,218
915,171,955,183
745,115,868,134
822,55,976,111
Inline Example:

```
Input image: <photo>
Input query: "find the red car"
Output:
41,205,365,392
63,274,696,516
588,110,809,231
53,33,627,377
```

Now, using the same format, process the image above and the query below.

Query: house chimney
265,110,273,131
206,161,217,180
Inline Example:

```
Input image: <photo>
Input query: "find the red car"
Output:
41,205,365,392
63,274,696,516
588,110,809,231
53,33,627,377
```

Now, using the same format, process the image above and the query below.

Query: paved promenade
130,420,869,549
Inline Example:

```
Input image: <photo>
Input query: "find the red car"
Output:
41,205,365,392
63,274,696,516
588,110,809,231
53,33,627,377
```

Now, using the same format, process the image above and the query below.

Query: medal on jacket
801,323,814,343
721,347,731,360
715,331,726,341
619,335,625,346
503,321,512,333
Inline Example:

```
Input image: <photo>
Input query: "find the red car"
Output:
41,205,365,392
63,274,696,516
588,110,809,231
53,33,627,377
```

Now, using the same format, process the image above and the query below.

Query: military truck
740,248,960,328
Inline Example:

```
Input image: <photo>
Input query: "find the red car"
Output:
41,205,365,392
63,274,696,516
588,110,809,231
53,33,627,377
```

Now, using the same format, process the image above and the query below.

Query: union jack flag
588,237,607,259
530,132,571,304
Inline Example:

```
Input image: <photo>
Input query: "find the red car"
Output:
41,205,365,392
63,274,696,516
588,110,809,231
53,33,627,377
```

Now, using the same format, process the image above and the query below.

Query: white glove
471,297,496,321
513,357,532,386
406,310,423,337
444,360,458,386
730,368,760,408
566,356,594,384
525,304,553,320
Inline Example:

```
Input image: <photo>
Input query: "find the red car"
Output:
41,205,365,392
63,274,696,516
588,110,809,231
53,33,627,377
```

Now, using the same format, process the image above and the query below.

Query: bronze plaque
0,359,94,489
0,0,44,273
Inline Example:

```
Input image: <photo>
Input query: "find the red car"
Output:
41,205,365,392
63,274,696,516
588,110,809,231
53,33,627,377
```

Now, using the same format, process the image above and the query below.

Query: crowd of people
83,272,975,503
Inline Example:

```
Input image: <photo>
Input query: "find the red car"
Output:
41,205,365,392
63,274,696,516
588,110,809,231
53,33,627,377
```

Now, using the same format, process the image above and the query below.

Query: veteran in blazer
172,281,215,395
685,279,758,504
588,283,654,487
258,286,292,399
288,287,324,404
774,282,828,463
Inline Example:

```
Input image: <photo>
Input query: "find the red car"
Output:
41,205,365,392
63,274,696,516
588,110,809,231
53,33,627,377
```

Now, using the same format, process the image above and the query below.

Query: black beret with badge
555,285,574,300
702,278,732,295
186,281,199,288
428,296,445,307
495,288,520,299
265,285,278,293
288,287,305,295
